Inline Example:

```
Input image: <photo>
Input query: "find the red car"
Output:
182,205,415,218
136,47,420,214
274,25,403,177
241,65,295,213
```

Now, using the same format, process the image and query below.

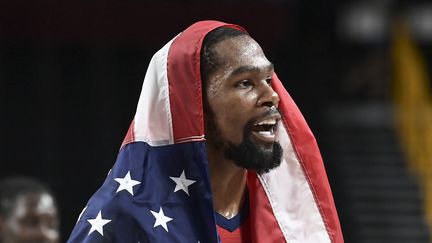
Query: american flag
67,20,343,243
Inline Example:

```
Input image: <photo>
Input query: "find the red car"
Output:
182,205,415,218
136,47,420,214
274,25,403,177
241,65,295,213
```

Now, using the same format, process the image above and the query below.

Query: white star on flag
114,171,141,195
87,210,111,236
150,207,173,232
169,170,196,195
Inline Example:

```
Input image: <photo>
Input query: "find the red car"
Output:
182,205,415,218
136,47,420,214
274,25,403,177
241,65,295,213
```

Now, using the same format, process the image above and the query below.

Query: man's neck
206,143,247,219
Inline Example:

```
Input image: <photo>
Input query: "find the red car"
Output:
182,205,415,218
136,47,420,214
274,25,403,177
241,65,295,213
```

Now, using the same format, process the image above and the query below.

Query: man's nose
257,80,280,107
31,226,58,243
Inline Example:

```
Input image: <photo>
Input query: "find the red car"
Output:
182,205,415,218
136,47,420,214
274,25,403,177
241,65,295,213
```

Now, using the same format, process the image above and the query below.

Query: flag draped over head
67,20,343,243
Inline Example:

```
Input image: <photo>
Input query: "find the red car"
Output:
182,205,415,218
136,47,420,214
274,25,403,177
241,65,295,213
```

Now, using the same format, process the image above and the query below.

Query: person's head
201,26,283,174
0,177,59,243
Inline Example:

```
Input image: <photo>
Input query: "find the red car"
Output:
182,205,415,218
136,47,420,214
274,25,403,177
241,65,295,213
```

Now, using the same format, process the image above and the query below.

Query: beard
205,111,283,175
224,135,283,174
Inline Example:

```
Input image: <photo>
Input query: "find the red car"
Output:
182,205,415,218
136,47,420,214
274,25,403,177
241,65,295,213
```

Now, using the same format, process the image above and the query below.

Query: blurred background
1,0,432,242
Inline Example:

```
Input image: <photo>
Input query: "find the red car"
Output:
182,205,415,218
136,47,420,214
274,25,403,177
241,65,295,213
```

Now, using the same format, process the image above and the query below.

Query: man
68,20,343,242
0,176,60,243
201,27,284,241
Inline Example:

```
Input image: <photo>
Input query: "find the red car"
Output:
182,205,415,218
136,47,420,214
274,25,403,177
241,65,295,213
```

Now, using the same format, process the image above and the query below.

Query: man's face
204,35,282,174
0,193,59,243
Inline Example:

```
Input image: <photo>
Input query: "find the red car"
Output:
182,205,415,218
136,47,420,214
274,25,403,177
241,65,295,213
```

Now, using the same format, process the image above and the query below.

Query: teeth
258,131,273,136
255,119,276,125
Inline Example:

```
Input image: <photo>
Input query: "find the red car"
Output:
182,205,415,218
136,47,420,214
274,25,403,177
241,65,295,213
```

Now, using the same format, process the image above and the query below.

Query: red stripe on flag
247,172,286,243
272,74,344,243
121,120,135,148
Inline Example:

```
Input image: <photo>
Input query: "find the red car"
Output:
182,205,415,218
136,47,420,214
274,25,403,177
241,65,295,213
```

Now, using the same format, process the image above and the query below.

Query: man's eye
237,80,253,88
265,77,273,85
21,217,39,227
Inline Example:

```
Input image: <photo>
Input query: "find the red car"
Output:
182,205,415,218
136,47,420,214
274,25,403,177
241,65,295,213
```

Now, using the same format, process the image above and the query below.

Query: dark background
1,0,431,242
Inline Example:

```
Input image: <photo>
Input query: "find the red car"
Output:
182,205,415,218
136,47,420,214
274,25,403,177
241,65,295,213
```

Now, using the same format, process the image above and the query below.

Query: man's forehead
213,35,259,55
213,35,269,67
229,62,274,77
13,193,56,216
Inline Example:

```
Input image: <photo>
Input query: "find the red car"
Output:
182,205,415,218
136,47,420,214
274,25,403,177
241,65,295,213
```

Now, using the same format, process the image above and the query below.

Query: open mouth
250,118,279,143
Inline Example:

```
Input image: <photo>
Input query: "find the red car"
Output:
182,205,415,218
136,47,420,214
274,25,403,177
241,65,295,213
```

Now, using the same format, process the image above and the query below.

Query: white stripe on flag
259,123,330,243
134,37,177,146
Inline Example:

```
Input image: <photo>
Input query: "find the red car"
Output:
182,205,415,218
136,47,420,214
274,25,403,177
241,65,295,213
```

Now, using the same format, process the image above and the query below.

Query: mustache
264,107,280,117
